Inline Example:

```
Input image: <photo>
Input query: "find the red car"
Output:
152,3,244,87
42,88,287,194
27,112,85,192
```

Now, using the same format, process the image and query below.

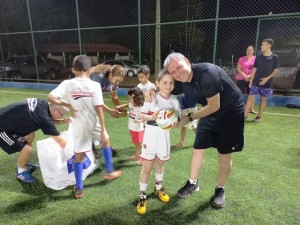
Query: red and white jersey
50,77,103,132
142,93,181,116
137,81,156,94
128,103,143,132
140,93,180,161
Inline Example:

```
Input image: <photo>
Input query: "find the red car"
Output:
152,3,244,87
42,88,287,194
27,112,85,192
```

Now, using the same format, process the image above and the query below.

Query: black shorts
236,80,250,95
0,131,27,155
193,110,244,154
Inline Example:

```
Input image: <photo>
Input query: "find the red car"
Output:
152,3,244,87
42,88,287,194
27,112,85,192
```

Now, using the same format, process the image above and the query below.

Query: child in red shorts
116,87,145,165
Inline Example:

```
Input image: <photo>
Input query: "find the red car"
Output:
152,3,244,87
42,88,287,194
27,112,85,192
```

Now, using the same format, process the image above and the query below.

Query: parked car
0,55,61,81
102,60,140,77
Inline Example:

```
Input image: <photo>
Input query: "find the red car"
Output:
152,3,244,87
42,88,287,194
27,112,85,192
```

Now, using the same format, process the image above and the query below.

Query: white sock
18,167,27,173
217,186,224,189
155,173,164,190
139,182,148,198
189,179,198,185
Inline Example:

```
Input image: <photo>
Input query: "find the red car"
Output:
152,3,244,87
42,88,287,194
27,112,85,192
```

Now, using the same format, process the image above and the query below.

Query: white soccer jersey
140,93,180,161
50,77,104,152
142,93,181,116
137,81,156,93
128,103,143,132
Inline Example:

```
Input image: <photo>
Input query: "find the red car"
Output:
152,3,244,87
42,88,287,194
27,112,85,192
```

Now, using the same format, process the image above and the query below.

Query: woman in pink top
235,45,256,114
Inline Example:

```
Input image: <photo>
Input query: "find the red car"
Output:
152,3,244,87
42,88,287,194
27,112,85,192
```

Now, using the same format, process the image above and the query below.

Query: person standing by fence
244,38,280,122
235,45,256,114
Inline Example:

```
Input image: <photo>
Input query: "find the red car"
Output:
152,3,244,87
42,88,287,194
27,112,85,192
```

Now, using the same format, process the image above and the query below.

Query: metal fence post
155,0,161,75
0,39,5,80
75,0,82,54
26,0,39,83
212,0,220,64
255,18,261,54
138,0,141,65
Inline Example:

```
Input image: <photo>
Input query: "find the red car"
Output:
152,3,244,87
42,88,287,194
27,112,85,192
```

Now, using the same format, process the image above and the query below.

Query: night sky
0,0,299,66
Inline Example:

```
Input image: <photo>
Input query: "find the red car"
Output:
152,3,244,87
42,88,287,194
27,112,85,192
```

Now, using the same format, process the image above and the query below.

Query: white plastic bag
37,126,99,190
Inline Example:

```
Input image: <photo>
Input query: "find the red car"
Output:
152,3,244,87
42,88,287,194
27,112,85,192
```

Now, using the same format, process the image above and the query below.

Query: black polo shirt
0,98,60,136
172,63,244,119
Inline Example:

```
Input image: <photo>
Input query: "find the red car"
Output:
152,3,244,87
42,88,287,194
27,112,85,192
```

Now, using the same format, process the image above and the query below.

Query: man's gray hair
49,103,69,114
163,52,186,69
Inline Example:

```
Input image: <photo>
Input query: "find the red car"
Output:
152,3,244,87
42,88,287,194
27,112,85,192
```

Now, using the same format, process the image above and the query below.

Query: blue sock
74,162,83,190
102,147,115,173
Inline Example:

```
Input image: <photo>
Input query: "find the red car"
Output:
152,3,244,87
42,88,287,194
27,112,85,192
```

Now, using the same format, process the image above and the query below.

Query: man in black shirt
164,52,244,208
0,98,68,183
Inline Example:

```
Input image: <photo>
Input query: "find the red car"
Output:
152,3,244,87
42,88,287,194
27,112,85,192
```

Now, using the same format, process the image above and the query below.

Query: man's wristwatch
187,112,194,121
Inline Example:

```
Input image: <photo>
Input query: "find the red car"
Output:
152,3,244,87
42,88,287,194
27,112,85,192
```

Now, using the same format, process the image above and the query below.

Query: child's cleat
171,142,185,148
103,170,122,180
155,187,170,203
111,148,117,157
253,116,262,122
136,159,143,166
128,155,140,161
73,186,84,199
16,170,36,183
136,197,146,214
26,163,40,174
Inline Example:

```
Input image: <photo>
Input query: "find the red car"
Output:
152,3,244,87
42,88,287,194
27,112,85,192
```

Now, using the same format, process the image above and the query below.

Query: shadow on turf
5,195,48,214
18,179,56,196
72,194,213,225
7,180,72,214
142,195,213,224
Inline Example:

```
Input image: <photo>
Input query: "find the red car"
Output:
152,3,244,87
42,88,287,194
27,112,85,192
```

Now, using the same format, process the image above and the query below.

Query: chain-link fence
0,0,300,90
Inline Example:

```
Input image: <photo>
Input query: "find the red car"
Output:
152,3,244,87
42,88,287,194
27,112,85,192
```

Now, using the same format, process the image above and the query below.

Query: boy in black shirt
245,38,280,122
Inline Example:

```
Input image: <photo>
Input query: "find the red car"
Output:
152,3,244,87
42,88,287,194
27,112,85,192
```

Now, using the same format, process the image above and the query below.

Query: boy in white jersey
137,65,156,93
48,55,122,198
136,69,180,214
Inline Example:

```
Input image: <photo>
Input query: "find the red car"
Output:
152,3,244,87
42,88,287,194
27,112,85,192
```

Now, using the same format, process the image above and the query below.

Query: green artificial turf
0,88,299,225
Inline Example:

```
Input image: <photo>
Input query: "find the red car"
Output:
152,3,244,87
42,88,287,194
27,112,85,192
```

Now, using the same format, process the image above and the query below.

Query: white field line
0,90,299,117
263,112,300,117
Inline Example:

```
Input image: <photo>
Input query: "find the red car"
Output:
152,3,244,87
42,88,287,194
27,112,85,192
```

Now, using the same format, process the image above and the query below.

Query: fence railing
0,0,299,92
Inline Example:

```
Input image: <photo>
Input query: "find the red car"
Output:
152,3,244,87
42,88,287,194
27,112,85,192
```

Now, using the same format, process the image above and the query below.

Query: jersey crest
27,98,38,112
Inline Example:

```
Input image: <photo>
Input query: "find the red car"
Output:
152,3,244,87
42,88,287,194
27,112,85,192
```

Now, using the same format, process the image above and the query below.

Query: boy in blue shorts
244,38,280,122
48,55,122,198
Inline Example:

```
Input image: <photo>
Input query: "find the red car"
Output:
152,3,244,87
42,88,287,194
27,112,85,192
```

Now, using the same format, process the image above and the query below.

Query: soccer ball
156,108,178,130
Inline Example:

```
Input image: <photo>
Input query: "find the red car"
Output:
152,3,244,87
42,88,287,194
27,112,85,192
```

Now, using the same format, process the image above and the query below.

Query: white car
102,60,139,77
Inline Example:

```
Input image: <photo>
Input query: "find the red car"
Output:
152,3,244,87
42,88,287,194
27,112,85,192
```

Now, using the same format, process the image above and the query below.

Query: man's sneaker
253,116,261,122
136,197,146,214
26,163,40,174
73,186,84,199
154,187,170,203
211,187,225,208
16,170,36,183
177,180,199,198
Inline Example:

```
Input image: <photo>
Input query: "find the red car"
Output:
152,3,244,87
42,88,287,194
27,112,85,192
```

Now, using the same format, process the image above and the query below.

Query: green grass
0,88,299,225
